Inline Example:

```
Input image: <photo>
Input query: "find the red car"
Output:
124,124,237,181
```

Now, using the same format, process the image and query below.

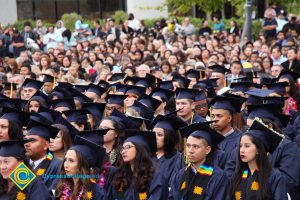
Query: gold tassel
52,77,56,89
200,71,202,80
184,137,188,164
224,74,227,87
190,111,194,124
10,83,13,98
210,107,213,128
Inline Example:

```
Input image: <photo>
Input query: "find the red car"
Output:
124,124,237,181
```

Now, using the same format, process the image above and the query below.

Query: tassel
52,77,56,89
10,83,13,98
209,107,213,128
190,111,194,124
184,137,188,164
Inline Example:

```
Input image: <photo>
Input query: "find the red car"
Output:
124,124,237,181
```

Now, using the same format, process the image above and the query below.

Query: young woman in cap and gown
112,130,167,199
55,135,107,199
168,122,229,200
0,140,52,200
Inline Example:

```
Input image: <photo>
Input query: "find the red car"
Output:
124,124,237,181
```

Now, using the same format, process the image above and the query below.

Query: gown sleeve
148,171,167,200
205,167,230,200
27,179,52,200
94,184,108,200
268,169,288,200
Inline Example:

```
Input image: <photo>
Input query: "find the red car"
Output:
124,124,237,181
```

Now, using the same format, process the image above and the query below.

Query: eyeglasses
120,145,135,153
194,103,208,110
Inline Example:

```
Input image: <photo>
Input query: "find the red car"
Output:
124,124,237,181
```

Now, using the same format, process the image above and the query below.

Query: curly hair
113,143,155,192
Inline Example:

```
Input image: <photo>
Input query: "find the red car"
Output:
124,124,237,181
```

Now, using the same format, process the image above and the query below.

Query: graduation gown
103,166,116,200
0,178,52,200
168,165,229,200
33,155,62,191
268,138,300,199
184,113,206,125
233,169,287,200
218,129,242,162
113,171,166,200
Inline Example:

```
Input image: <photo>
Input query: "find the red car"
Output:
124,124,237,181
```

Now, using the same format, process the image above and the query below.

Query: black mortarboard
57,82,73,88
30,112,52,125
247,118,283,153
125,85,146,97
27,119,59,140
211,95,244,113
0,107,29,126
38,106,62,123
150,88,174,102
108,109,139,129
82,102,106,120
158,80,174,91
151,114,187,134
71,88,92,104
2,82,17,91
22,79,43,90
172,74,191,88
79,129,109,146
85,83,107,97
124,129,157,155
278,70,300,83
209,64,230,74
195,90,207,102
196,79,217,98
266,82,289,95
243,68,259,79
41,74,56,84
112,83,127,94
52,98,75,110
72,135,106,167
230,82,252,93
263,96,288,107
50,85,71,99
98,80,110,89
0,140,33,157
138,94,161,111
73,85,88,93
185,69,201,80
129,100,154,121
106,94,127,106
123,76,137,85
260,77,277,85
54,116,78,139
180,122,224,149
245,88,275,105
0,98,25,110
63,109,89,124
108,73,126,82
175,88,198,100
30,90,51,108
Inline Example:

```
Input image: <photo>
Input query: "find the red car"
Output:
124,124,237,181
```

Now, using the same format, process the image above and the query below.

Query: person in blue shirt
213,15,225,35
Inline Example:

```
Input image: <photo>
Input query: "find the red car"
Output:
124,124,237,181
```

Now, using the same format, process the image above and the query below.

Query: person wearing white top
128,13,140,31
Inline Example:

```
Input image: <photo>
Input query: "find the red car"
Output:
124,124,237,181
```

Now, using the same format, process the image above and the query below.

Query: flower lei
98,162,111,188
62,183,93,200
16,191,26,200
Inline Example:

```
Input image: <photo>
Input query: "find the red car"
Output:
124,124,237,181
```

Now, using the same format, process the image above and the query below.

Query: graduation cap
79,129,110,146
0,107,29,126
208,64,230,74
243,68,259,79
106,94,127,106
98,80,110,89
85,83,107,97
230,82,252,93
247,118,283,153
175,88,199,101
62,109,89,124
72,135,106,167
158,80,174,91
263,96,288,107
125,85,146,97
150,87,174,102
38,106,62,123
41,74,56,85
245,88,275,105
135,76,155,88
29,90,51,108
211,95,244,113
30,112,52,125
50,85,72,99
195,90,207,102
22,78,43,90
172,74,191,88
137,94,161,111
129,100,155,121
266,82,289,95
53,116,78,140
124,129,157,155
0,140,33,157
151,114,187,134
27,119,60,140
73,85,88,93
278,70,300,83
260,77,277,85
113,83,127,94
82,102,106,120
57,82,73,88
123,76,137,85
179,122,225,149
2,82,17,91
185,69,205,80
52,98,75,110
71,88,92,104
0,98,25,110
108,109,139,129
108,73,126,82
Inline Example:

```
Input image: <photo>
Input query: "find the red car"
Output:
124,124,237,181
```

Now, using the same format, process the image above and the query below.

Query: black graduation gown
218,129,242,162
185,114,206,125
103,166,116,200
168,165,229,200
268,138,300,199
34,156,62,192
0,178,52,200
113,171,166,200
93,183,108,200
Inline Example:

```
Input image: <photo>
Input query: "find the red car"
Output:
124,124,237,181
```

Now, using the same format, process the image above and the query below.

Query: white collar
30,155,47,169
223,128,235,137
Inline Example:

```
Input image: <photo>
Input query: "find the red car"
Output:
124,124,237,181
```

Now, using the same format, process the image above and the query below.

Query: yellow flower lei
16,191,26,200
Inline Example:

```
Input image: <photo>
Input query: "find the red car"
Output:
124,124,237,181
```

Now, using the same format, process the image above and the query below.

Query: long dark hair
7,120,24,140
163,128,179,157
231,134,272,200
113,143,155,192
0,155,31,199
55,148,95,199
52,124,73,152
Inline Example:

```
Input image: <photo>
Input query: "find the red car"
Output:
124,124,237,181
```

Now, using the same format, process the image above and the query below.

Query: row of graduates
0,67,300,199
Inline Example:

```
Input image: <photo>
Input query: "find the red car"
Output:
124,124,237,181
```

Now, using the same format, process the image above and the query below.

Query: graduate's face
0,156,20,179
212,109,232,133
29,100,40,112
85,92,99,102
186,136,211,165
99,120,117,144
240,135,257,163
176,99,194,118
124,95,136,107
23,87,37,100
24,135,49,160
153,127,165,150
0,119,9,142
121,142,136,164
64,150,79,175
49,131,63,152
43,82,53,94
